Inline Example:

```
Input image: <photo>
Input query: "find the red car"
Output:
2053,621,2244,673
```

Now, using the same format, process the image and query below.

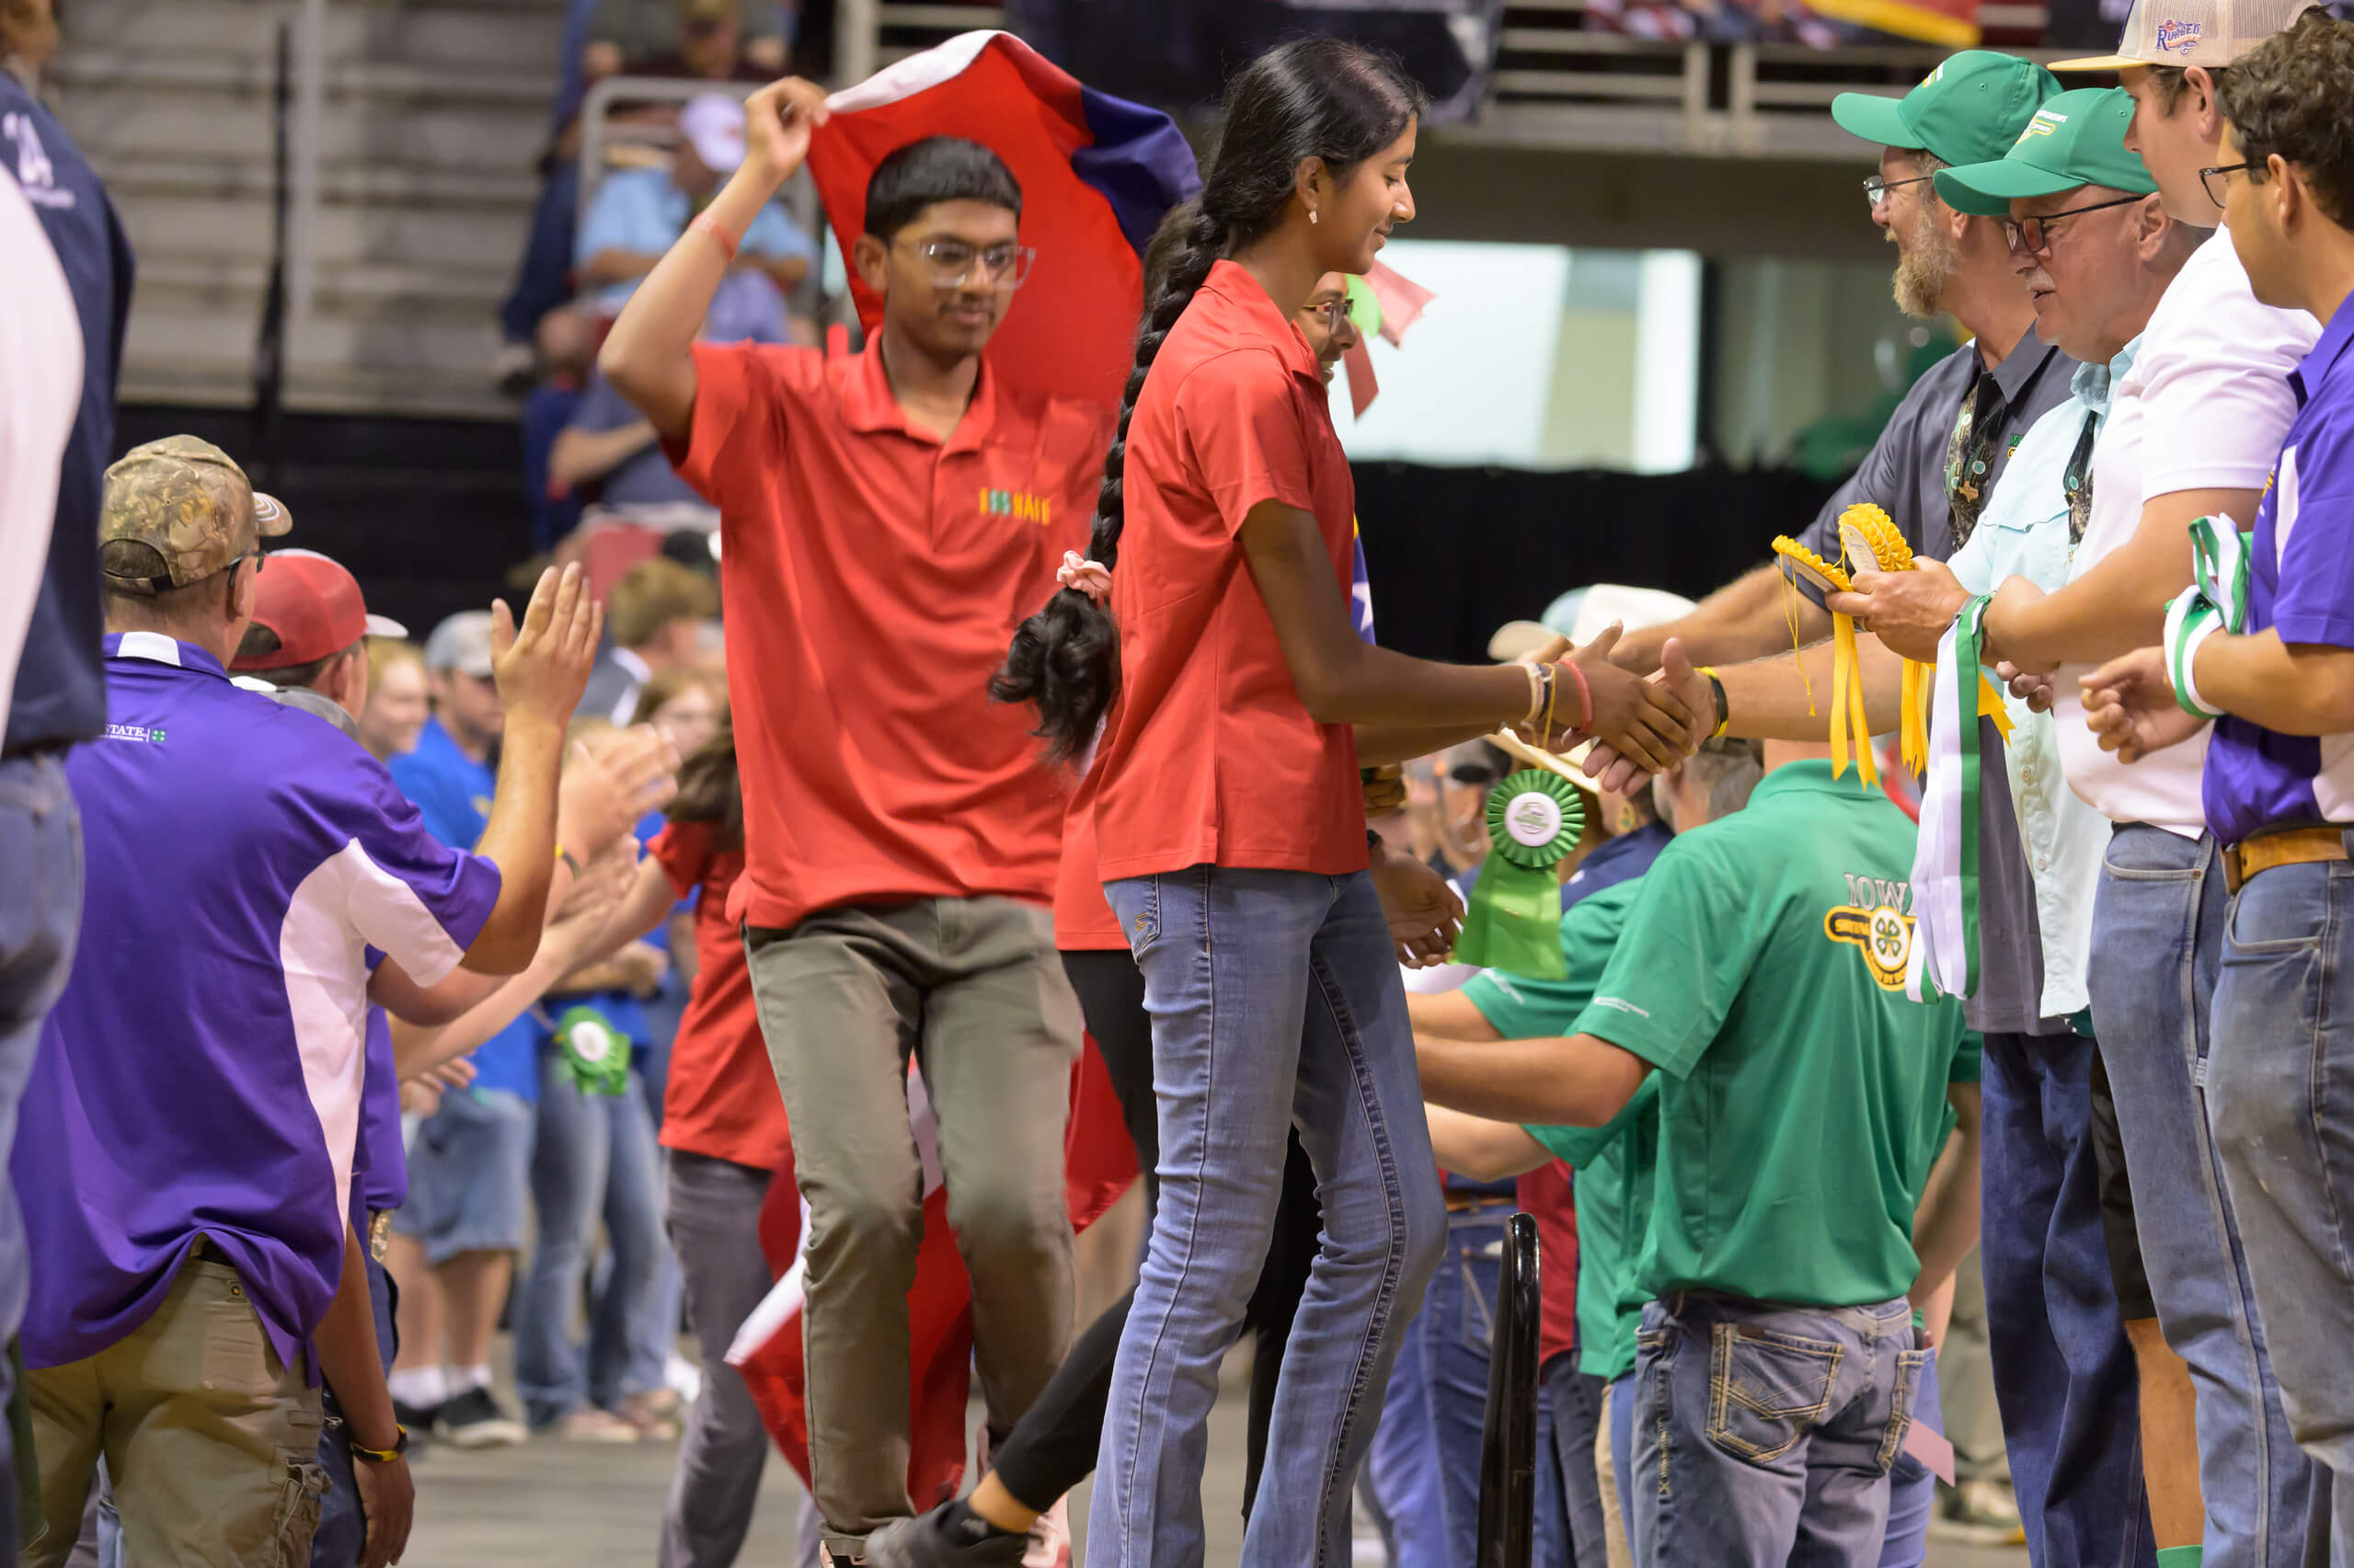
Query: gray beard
1890,215,1958,320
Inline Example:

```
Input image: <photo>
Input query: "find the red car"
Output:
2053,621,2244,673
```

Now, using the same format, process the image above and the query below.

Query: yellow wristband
1697,667,1730,738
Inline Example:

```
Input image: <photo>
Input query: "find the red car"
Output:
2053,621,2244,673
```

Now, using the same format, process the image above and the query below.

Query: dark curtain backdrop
1350,460,1840,662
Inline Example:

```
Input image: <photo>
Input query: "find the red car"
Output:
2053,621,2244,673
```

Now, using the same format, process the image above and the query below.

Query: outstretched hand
2081,646,2208,764
1556,624,1694,773
491,563,603,735
1579,635,1711,795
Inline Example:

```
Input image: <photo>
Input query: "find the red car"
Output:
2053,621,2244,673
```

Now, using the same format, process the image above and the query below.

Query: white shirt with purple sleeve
2206,299,2354,844
13,633,501,1376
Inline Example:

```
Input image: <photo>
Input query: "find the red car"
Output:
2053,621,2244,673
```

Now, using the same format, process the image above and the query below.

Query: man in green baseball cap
1614,48,2073,678
1932,87,2171,366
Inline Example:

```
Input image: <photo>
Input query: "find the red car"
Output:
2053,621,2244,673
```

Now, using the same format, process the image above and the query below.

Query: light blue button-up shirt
1946,338,2140,1020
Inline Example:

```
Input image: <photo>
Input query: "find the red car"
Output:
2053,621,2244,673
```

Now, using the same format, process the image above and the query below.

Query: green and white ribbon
2190,515,2253,634
1454,770,1585,979
1907,593,1992,1003
554,1004,633,1097
2165,516,2253,719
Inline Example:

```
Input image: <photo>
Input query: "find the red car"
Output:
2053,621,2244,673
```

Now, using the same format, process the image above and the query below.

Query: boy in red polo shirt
600,80,1112,1559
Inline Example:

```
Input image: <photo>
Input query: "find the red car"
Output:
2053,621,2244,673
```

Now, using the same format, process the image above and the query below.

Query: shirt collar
1986,322,2061,403
2068,334,2142,418
612,645,651,684
105,632,227,681
1198,260,1322,385
1582,818,1671,879
2291,294,2354,409
840,333,1001,453
1746,758,1877,803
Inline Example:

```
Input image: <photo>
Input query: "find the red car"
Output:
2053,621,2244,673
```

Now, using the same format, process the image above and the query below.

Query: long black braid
991,37,1425,763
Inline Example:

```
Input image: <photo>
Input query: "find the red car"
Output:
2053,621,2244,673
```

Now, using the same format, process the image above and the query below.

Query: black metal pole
252,17,291,491
1476,1211,1541,1568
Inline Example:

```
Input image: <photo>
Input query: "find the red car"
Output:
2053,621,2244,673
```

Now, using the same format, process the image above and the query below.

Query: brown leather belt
2222,825,2352,894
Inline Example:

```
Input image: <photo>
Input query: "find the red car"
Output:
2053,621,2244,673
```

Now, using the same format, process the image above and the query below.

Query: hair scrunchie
1057,550,1113,604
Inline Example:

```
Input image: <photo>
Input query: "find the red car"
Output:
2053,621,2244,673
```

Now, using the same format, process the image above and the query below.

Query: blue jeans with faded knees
2209,857,2354,1568
1092,866,1444,1568
2089,825,2319,1568
1630,1293,1927,1568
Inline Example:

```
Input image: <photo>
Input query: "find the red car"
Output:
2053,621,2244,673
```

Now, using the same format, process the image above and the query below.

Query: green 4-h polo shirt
1465,876,1660,1384
1572,761,1975,1309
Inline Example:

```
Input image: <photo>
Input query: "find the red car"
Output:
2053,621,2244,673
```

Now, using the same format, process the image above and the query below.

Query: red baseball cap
233,548,407,671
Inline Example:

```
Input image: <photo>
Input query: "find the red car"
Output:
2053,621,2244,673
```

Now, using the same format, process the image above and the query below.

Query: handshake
1510,624,1707,781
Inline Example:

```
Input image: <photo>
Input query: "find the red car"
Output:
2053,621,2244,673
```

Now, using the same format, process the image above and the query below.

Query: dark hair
235,625,360,693
2220,11,2354,227
667,708,744,853
2145,62,2231,115
864,137,1022,240
991,38,1425,762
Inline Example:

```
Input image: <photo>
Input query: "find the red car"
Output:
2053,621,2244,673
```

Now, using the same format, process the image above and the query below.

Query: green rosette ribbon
554,1004,632,1097
1453,769,1585,979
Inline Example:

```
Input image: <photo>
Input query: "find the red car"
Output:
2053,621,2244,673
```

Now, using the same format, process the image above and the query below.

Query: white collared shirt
2052,228,2317,837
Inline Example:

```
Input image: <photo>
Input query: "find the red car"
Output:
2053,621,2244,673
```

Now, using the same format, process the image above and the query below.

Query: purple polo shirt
2205,295,2354,845
17,633,500,1373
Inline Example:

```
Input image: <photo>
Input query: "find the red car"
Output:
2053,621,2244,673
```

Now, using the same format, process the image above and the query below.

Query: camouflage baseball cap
99,436,293,596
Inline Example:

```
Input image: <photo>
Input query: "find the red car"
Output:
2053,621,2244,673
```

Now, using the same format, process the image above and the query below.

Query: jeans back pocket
1705,1322,1843,1465
1876,1345,1933,1474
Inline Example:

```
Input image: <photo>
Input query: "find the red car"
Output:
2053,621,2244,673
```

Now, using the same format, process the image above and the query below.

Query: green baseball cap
1829,51,2061,168
1932,86,2158,217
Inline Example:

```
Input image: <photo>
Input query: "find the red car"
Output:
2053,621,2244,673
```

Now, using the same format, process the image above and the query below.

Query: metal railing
833,0,2078,162
1476,1212,1544,1568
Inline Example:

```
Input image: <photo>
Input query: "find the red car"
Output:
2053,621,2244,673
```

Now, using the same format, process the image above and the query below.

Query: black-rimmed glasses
2002,193,2149,258
2199,159,2264,208
1865,172,1937,210
895,239,1036,292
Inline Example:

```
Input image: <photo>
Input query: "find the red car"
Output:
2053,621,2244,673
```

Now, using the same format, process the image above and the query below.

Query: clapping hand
557,725,681,861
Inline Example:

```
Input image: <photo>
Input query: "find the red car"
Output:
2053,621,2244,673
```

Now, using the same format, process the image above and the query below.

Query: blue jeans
1544,1352,1610,1568
0,753,82,1561
1878,1351,1941,1568
313,1250,396,1568
1362,1295,1447,1568
1979,1029,2157,1568
1630,1293,1927,1568
1094,866,1444,1568
2210,858,2354,1568
515,1058,672,1425
1364,1200,1567,1568
2090,826,2318,1568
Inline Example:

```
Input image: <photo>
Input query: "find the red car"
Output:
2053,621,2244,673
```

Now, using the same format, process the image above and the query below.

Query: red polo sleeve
649,818,715,901
664,340,801,509
1171,348,1317,538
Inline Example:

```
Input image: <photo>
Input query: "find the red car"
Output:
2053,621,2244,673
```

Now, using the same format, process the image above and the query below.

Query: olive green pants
744,896,1080,1540
27,1259,326,1568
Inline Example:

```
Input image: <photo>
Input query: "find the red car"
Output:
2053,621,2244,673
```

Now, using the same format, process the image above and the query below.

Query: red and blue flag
809,31,1202,408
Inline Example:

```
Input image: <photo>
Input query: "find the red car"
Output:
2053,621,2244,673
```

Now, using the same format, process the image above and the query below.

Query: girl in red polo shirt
995,38,1691,1568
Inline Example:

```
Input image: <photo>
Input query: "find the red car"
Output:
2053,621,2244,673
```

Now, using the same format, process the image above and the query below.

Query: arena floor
404,1344,2031,1567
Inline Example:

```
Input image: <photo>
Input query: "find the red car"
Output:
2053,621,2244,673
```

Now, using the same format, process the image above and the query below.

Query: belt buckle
2223,841,2248,895
367,1210,392,1265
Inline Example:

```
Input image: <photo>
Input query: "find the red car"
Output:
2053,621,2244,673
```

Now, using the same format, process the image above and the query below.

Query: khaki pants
27,1259,327,1568
743,897,1080,1540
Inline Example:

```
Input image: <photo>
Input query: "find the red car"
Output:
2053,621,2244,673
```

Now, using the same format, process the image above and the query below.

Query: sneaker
866,1505,1027,1567
1926,1478,2027,1545
1022,1498,1070,1568
433,1385,528,1449
389,1398,440,1457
